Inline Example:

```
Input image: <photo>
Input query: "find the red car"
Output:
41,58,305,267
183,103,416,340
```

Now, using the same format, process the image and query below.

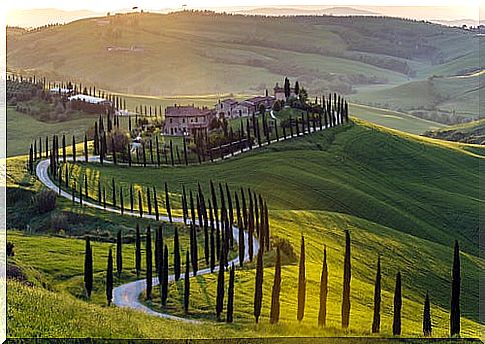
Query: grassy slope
7,12,476,97
423,119,485,145
24,120,481,338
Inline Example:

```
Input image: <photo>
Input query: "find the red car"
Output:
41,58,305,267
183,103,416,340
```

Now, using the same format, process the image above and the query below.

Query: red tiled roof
165,105,212,117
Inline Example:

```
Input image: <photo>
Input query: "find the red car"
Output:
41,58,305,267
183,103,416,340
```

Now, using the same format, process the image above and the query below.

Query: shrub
271,236,297,263
33,190,57,214
7,242,15,257
50,212,69,232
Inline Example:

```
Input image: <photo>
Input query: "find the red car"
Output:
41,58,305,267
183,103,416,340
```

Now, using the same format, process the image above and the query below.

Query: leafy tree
116,230,123,277
106,248,113,306
227,263,235,323
253,250,263,323
146,226,153,300
270,247,281,324
84,237,93,298
372,256,381,333
135,224,141,276
393,271,402,336
423,291,432,336
297,235,306,322
451,240,461,336
184,250,190,314
174,228,181,281
341,230,351,329
318,245,328,327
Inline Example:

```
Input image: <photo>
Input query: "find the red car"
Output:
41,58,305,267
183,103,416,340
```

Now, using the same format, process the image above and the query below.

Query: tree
138,190,143,218
116,230,123,277
284,77,291,99
106,247,113,306
450,240,461,336
216,247,225,320
84,134,88,163
165,182,172,222
423,291,432,336
190,223,198,276
226,263,235,323
341,230,351,329
111,178,116,208
161,244,169,306
135,224,141,277
393,271,402,336
184,250,190,314
297,235,306,322
174,228,181,281
84,237,93,298
372,256,381,333
294,80,300,96
318,245,328,327
155,225,164,277
146,226,153,300
72,136,76,162
270,247,281,324
253,250,263,323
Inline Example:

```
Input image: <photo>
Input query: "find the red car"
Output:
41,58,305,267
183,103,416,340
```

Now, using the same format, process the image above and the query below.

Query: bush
271,236,297,263
32,190,57,214
7,242,14,257
50,212,69,232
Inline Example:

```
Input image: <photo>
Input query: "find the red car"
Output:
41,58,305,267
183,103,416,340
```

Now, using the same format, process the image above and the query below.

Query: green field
423,119,485,145
7,119,483,338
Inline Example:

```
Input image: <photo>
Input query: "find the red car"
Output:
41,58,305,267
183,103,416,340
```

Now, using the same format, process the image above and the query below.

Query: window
183,118,185,123
195,117,198,123
170,118,173,123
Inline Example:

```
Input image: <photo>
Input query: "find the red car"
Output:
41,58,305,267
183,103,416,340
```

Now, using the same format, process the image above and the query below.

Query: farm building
274,82,296,101
164,105,215,137
68,94,113,114
215,91,276,119
49,87,74,95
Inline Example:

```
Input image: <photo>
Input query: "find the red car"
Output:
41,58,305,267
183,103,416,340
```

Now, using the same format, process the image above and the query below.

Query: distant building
49,87,74,95
68,94,112,114
274,82,296,101
215,92,276,119
164,104,214,137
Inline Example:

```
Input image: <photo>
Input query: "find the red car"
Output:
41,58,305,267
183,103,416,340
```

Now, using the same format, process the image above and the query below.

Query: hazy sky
4,0,480,11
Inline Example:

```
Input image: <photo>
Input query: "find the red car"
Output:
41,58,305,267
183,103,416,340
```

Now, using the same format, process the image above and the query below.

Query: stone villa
163,105,214,137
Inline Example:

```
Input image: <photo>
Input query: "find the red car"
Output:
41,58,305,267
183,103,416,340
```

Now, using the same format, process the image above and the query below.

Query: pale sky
4,0,481,12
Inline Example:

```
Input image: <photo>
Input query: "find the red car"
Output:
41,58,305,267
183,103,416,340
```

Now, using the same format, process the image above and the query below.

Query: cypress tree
372,256,381,333
130,184,134,212
111,178,116,208
147,187,152,215
62,134,66,162
254,250,263,323
155,225,163,277
190,223,198,276
210,180,219,232
153,187,159,221
135,224,141,277
169,140,174,166
116,230,123,277
297,235,306,322
174,228,181,281
226,263,235,323
183,137,188,165
318,245,328,327
106,247,113,306
156,135,161,166
84,237,93,298
393,271,402,336
269,247,281,324
216,246,225,320
112,136,117,165
146,226,153,300
423,291,432,336
161,244,169,306
236,193,245,268
450,240,461,336
184,250,190,314
210,226,216,272
182,185,188,224
342,230,351,329
165,182,172,222
84,134,88,163
138,190,143,217
72,136,76,162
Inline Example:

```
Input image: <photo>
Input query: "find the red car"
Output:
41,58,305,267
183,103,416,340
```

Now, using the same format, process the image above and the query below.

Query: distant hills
7,8,102,28
234,6,378,16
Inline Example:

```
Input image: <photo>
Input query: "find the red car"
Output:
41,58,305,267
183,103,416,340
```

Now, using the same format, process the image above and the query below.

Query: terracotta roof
165,105,212,117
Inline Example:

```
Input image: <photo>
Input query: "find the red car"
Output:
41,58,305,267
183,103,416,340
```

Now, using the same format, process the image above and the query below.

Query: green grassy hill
8,119,482,338
7,11,479,97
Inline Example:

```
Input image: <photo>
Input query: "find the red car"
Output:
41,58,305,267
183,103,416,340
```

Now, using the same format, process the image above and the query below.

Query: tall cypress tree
341,230,351,329
190,223,198,276
226,263,235,323
138,190,143,218
155,225,163,278
116,230,123,277
146,226,153,300
84,134,88,163
84,237,93,298
135,224,141,277
184,250,190,314
165,182,172,222
392,271,402,336
372,256,381,333
210,226,216,272
111,178,116,208
297,235,306,322
216,247,225,320
161,244,169,306
153,187,159,221
62,134,66,162
318,245,328,327
450,240,461,336
270,247,281,324
106,247,113,306
174,228,181,281
254,250,263,323
130,184,134,212
72,136,76,162
423,291,432,336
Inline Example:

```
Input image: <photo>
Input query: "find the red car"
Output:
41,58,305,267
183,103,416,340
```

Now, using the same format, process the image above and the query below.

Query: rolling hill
7,119,482,338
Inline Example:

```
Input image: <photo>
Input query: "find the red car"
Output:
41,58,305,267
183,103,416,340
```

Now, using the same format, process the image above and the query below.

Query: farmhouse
215,91,277,119
164,104,214,137
274,82,296,101
68,94,113,114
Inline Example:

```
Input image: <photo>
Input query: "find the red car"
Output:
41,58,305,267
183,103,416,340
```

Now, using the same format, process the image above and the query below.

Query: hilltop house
273,82,296,101
215,88,279,119
164,104,214,137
